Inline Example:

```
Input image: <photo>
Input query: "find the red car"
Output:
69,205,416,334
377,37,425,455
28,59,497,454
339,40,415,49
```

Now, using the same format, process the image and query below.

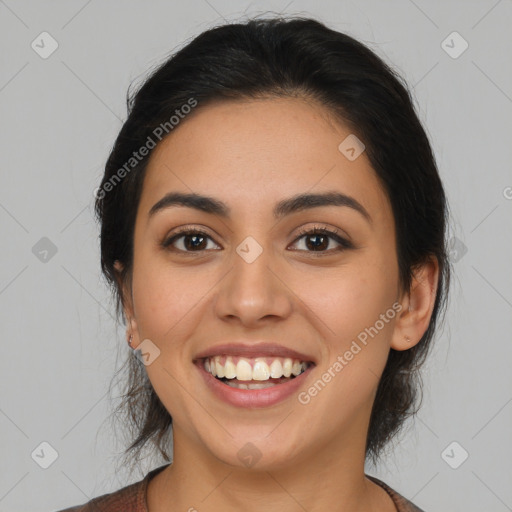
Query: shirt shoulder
55,464,170,512
366,475,426,512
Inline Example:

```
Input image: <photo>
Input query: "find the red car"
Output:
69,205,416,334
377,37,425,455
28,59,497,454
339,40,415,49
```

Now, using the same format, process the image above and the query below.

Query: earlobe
113,260,139,347
126,316,141,349
391,257,439,351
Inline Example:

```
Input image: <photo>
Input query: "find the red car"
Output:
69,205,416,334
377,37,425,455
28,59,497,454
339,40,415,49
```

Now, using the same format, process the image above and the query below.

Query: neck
147,425,394,512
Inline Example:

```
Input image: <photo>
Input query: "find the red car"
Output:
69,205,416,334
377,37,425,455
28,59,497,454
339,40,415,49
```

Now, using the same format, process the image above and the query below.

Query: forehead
138,97,392,227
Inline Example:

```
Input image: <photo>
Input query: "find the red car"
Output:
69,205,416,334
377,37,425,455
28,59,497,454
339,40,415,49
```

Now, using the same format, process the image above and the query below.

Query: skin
115,97,439,512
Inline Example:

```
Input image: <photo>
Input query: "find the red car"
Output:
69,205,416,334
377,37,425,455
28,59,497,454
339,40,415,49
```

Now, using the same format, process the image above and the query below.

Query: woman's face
124,97,404,469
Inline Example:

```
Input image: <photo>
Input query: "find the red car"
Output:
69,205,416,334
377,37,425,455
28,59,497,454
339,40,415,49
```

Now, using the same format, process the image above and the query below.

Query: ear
391,257,439,351
114,260,141,349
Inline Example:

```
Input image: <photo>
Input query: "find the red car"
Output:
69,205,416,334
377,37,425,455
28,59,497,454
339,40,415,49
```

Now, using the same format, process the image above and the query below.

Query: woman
59,15,450,512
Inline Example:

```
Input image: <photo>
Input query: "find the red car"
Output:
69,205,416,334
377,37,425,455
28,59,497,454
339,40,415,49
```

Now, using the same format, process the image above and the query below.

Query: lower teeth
225,381,276,390
219,376,295,390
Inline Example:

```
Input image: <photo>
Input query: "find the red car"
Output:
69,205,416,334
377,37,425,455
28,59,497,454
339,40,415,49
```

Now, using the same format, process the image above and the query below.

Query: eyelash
161,224,353,256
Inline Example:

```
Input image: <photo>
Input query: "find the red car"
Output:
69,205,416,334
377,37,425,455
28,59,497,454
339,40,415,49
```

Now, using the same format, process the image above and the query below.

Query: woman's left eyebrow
148,190,372,225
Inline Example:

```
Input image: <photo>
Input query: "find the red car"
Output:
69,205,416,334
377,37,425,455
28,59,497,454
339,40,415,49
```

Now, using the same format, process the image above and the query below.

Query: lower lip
195,361,314,408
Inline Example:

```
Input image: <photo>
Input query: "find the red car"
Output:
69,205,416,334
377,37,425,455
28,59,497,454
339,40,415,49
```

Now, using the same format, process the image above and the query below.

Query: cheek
130,263,205,416
297,265,397,424
300,258,397,349
131,257,206,343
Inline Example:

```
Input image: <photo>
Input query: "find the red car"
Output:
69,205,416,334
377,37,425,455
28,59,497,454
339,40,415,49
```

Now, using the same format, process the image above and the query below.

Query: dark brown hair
96,15,451,475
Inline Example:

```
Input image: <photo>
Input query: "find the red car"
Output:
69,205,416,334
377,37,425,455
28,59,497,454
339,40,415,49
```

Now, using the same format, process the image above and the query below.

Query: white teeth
269,359,283,378
292,360,303,376
282,358,293,377
224,357,237,379
252,359,270,380
204,355,310,381
215,356,225,378
208,358,217,377
236,359,253,381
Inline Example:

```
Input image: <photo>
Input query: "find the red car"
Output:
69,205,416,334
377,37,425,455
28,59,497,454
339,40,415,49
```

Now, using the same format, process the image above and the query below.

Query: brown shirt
56,464,425,512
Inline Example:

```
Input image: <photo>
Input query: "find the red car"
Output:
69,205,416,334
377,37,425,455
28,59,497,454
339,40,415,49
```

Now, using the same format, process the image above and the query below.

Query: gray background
1,1,511,511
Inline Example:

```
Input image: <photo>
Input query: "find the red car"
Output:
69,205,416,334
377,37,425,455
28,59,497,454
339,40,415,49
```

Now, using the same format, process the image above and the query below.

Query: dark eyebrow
148,191,372,224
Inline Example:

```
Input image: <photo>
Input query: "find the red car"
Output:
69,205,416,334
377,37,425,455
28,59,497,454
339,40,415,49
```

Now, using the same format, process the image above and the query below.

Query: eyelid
292,224,352,245
161,223,354,253
161,225,220,250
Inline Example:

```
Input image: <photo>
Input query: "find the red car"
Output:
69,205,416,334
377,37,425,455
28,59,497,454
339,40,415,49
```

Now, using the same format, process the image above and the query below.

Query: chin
201,431,303,472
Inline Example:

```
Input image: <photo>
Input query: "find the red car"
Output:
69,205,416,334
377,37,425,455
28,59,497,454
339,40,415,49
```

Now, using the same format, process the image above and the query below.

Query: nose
214,240,293,327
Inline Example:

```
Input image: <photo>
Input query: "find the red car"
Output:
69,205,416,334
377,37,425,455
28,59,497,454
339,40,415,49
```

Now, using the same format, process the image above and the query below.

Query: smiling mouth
201,355,314,390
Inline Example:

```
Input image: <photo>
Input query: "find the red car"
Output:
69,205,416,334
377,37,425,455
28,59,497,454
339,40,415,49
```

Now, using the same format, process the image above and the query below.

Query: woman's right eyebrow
147,190,372,225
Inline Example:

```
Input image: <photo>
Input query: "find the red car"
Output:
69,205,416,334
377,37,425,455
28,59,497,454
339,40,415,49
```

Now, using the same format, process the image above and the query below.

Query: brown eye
162,229,220,252
161,225,353,255
290,226,353,254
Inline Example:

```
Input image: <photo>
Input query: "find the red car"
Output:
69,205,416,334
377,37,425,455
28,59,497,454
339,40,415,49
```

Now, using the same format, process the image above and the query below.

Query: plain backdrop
1,1,511,511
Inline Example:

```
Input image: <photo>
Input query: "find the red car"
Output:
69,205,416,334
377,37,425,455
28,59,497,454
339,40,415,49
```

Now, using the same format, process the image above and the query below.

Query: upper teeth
204,356,308,381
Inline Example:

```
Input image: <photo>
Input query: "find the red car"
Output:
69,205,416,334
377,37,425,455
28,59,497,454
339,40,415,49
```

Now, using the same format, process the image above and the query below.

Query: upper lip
194,342,317,364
